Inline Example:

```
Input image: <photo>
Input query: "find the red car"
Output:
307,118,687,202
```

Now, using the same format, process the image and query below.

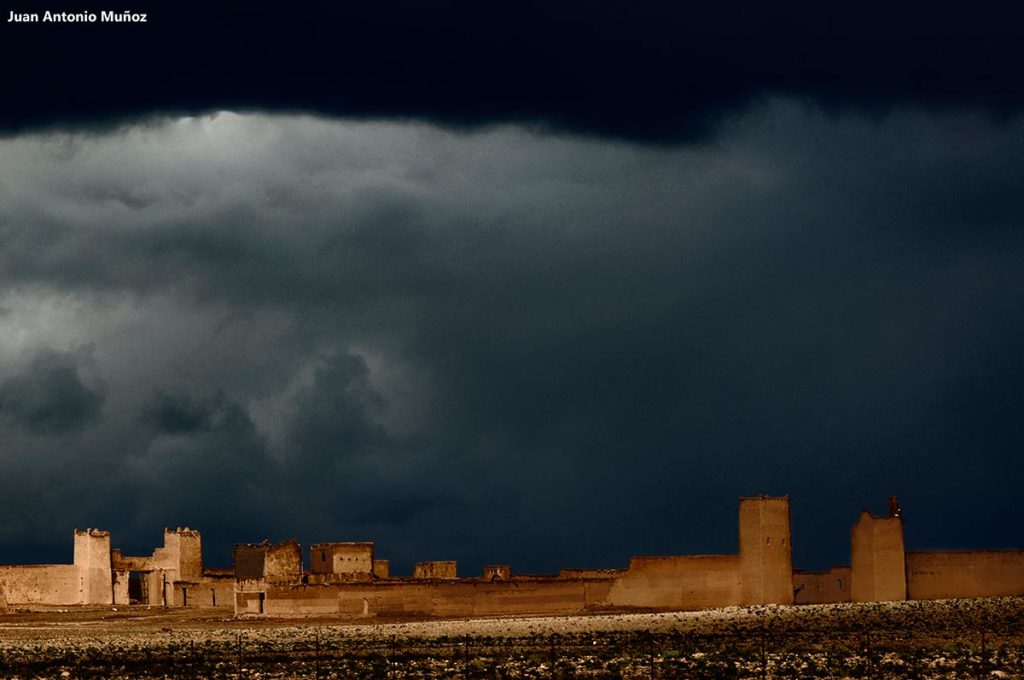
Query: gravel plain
1,597,1022,678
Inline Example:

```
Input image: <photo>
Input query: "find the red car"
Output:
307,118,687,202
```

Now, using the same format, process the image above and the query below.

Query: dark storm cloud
287,353,389,458
1,106,1023,572
0,348,104,435
2,1,1023,141
142,390,244,434
282,353,454,534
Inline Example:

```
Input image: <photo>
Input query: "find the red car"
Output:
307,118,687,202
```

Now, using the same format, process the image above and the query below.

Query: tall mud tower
739,496,794,605
851,499,906,602
73,528,113,605
163,528,203,583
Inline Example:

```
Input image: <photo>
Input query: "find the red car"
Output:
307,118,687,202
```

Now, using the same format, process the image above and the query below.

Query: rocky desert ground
1,597,1022,678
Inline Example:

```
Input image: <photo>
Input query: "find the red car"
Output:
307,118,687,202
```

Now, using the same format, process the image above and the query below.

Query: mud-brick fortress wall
793,566,851,604
262,578,617,618
794,510,1024,606
600,495,793,611
0,529,112,606
605,555,742,609
0,565,81,605
3,495,1020,613
837,508,1024,604
907,550,1024,600
240,496,796,617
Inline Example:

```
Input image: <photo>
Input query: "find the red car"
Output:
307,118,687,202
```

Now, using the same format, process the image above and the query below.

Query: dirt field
1,597,1022,678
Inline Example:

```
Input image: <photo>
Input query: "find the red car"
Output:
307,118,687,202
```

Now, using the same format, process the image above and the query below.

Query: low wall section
258,554,747,617
559,568,625,579
174,576,236,607
0,565,82,605
907,551,1024,600
606,555,742,609
794,566,851,605
261,577,616,618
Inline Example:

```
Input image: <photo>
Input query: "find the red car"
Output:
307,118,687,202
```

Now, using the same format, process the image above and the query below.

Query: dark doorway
128,572,145,604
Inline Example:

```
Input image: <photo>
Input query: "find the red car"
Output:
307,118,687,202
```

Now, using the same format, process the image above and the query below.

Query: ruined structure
111,528,234,608
0,527,232,607
1,495,1021,617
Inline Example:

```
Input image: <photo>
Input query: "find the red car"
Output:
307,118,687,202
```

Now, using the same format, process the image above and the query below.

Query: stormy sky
1,1,1023,574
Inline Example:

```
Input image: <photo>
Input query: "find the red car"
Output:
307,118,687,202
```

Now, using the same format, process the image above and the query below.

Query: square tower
163,527,203,582
739,496,794,605
73,528,113,605
851,508,906,602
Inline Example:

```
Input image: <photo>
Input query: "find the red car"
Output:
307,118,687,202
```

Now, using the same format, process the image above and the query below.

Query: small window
781,539,786,546
766,537,771,544
321,551,326,562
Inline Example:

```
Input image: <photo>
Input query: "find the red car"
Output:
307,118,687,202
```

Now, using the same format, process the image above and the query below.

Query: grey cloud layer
0,348,104,435
1,103,1022,571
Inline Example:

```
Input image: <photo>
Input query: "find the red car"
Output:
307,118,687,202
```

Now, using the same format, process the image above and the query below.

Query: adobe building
309,542,375,582
233,539,303,615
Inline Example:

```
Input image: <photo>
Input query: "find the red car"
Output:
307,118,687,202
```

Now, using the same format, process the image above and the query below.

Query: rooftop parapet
413,561,457,580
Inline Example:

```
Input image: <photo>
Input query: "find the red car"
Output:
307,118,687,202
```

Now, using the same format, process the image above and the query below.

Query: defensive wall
0,564,81,606
232,495,1024,617
232,496,795,617
1,495,1021,615
793,497,1024,605
906,550,1024,600
0,529,112,606
793,566,851,605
